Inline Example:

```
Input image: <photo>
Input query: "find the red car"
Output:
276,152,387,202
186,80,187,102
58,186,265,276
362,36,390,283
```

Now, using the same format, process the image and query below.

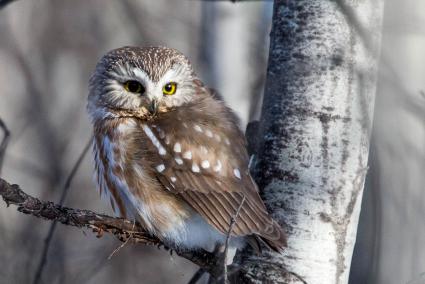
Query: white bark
240,1,384,283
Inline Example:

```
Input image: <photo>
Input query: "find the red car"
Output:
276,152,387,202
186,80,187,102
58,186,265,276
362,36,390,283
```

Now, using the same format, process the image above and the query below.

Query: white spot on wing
192,163,200,173
175,157,183,165
200,146,208,154
201,160,210,169
194,124,203,132
225,137,230,145
174,143,181,153
233,168,241,179
183,151,192,160
205,129,213,137
213,160,222,172
156,164,165,173
171,176,177,182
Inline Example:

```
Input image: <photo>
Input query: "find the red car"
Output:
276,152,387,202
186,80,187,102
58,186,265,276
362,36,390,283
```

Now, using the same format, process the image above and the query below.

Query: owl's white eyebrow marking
175,157,183,165
183,151,192,160
214,134,221,142
132,68,152,85
194,124,203,132
233,168,241,179
201,160,210,169
205,130,213,138
192,163,200,173
213,160,222,172
156,164,165,173
170,176,177,182
142,125,167,156
174,143,182,153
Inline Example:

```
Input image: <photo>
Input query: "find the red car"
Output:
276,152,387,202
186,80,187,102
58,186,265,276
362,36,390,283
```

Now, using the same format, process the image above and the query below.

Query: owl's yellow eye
124,80,145,94
162,82,177,95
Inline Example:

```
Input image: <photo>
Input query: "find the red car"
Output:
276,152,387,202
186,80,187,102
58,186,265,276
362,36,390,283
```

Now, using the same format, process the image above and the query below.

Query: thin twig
0,0,17,9
223,195,246,284
0,177,221,276
107,221,135,260
187,268,206,284
108,232,132,260
32,138,92,284
0,117,11,176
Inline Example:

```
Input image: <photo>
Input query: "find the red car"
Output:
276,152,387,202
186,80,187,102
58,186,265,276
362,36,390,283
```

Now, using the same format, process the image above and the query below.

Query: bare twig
0,178,221,276
223,196,246,284
0,117,10,175
32,138,92,284
108,231,133,260
107,220,135,260
0,0,17,9
187,268,206,284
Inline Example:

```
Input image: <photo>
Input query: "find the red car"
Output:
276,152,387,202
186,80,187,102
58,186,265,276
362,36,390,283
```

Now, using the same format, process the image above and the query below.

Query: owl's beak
148,99,158,115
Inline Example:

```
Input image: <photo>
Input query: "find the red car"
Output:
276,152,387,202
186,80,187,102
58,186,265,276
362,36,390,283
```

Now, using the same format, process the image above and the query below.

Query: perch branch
0,178,221,277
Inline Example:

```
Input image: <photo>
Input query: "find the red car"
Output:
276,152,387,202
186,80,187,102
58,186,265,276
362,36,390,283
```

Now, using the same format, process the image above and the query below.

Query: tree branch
0,178,221,277
0,118,10,175
0,0,17,9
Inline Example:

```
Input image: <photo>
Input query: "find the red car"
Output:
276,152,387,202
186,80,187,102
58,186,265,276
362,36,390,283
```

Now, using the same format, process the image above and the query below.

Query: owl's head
88,46,200,121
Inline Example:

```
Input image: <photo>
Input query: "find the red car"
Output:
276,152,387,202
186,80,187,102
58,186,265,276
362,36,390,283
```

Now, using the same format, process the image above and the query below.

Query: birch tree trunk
239,0,384,283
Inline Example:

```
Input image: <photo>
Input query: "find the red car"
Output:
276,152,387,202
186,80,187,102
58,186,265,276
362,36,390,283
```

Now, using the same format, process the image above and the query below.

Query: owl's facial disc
101,63,194,116
88,46,198,121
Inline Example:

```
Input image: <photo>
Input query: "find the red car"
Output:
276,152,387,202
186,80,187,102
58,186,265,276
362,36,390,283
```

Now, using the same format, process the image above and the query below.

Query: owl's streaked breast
92,118,228,249
93,119,186,227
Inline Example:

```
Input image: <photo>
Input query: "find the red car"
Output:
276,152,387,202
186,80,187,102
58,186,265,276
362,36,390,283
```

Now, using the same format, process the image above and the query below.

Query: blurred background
0,0,423,283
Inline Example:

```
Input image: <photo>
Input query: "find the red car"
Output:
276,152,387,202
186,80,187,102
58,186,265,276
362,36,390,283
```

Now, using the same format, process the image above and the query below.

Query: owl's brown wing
147,104,286,251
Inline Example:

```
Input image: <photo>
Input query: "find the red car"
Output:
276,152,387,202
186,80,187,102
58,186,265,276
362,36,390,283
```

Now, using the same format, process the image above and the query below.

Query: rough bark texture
0,178,223,278
239,0,384,283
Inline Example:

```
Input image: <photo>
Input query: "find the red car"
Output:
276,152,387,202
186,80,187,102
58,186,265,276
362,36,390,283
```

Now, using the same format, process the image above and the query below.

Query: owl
87,46,286,261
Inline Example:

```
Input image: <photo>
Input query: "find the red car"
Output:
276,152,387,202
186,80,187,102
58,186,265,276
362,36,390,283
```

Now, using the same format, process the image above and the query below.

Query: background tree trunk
239,0,384,283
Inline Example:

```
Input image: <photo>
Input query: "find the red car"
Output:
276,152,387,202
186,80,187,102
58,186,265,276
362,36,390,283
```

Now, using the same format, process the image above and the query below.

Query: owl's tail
258,220,287,253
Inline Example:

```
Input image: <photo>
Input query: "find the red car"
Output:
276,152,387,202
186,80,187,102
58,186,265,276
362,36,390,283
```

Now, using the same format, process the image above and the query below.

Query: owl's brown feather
89,46,286,252
140,91,287,251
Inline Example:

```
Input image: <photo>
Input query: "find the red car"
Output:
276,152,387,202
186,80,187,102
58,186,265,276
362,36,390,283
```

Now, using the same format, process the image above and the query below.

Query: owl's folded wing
149,129,286,250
